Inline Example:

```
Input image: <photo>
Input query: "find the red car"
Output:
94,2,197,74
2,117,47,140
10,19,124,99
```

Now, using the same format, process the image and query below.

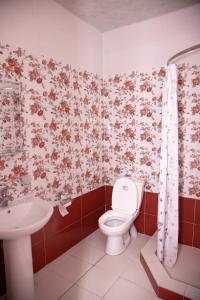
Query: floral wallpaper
0,43,199,203
0,43,102,202
102,65,200,199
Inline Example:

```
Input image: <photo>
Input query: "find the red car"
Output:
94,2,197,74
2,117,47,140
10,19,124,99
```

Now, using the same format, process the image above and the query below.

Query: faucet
0,186,14,207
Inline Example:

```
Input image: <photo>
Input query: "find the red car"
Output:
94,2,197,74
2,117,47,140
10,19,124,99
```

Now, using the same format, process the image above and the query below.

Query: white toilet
98,176,144,255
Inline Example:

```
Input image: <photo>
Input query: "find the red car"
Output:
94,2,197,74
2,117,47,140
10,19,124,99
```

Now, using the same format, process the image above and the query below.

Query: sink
0,198,53,239
1,197,53,300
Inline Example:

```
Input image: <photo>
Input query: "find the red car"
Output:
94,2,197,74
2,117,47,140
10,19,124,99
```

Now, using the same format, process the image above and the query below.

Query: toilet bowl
99,177,144,255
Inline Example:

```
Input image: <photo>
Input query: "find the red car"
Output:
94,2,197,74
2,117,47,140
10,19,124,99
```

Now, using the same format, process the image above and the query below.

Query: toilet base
105,232,131,255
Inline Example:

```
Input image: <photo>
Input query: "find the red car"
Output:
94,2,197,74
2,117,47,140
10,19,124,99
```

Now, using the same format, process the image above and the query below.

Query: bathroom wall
102,4,200,250
102,64,200,199
0,43,103,201
0,0,102,74
0,2,200,296
102,3,200,199
103,3,200,75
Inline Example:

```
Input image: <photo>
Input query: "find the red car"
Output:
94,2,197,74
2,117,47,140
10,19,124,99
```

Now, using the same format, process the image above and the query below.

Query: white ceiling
55,0,200,32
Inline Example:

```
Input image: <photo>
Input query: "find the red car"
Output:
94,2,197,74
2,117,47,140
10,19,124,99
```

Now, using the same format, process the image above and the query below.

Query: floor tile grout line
36,231,152,300
58,250,107,299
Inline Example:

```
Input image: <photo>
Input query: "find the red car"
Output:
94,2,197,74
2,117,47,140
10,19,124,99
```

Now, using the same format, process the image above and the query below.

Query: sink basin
0,198,53,239
1,197,53,300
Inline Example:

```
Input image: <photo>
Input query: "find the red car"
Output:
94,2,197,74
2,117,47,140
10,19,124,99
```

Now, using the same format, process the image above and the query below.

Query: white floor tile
60,284,101,300
34,264,55,286
121,234,149,261
84,229,105,243
47,254,92,282
83,230,106,250
121,259,155,293
68,240,105,265
103,278,159,300
77,265,119,297
165,244,200,289
96,254,131,276
35,271,73,300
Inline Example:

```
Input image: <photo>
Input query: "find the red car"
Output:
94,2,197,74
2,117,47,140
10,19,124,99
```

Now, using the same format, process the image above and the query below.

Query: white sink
0,198,53,239
1,197,53,300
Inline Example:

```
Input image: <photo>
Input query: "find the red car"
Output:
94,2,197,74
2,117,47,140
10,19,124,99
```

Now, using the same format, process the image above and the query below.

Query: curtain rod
167,44,200,65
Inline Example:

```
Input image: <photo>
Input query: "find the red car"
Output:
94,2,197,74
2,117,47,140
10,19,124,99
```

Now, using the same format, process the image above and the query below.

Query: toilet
98,176,144,255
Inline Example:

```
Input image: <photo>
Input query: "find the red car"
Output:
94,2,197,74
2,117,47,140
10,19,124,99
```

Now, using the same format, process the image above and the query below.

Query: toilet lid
112,177,138,214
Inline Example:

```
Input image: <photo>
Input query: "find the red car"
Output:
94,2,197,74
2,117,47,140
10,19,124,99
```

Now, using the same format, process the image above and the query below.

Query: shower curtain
157,64,179,268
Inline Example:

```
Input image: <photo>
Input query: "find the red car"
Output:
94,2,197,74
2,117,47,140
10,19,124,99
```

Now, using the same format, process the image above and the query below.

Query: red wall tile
179,221,193,246
105,185,113,207
145,214,157,236
82,206,105,238
32,242,45,273
140,254,158,295
105,205,112,211
140,192,146,213
195,200,200,224
193,224,200,248
82,187,105,216
179,197,195,223
135,213,145,234
145,192,158,215
45,221,82,264
158,287,184,300
31,228,44,246
44,196,82,239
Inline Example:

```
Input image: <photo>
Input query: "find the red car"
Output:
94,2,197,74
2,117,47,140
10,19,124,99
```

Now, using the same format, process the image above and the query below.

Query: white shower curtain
157,64,179,268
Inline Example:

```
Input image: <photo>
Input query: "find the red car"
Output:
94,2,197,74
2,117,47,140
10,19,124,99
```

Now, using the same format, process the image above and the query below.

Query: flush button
122,185,129,191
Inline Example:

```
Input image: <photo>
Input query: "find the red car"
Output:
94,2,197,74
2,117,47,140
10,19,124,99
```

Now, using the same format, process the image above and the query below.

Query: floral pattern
157,65,179,268
0,43,102,202
0,43,199,205
102,65,200,200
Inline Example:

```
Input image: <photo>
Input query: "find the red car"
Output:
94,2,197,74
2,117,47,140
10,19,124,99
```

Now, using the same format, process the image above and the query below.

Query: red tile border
104,185,112,207
195,200,200,224
31,228,44,246
141,252,188,300
158,287,184,300
32,242,45,273
179,221,193,246
82,187,105,216
145,192,158,215
179,197,195,223
135,213,145,234
82,206,105,238
140,253,158,295
44,196,82,239
145,214,157,236
193,224,200,248
45,221,82,264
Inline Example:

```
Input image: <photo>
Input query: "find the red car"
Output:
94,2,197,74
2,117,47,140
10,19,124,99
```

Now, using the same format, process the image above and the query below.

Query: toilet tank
112,177,144,214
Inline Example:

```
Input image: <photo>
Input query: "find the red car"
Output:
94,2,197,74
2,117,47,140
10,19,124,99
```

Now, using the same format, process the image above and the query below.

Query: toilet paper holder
57,192,71,205
57,193,72,217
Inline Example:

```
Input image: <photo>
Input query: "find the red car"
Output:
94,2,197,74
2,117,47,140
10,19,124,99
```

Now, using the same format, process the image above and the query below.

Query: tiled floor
165,243,200,289
33,230,160,300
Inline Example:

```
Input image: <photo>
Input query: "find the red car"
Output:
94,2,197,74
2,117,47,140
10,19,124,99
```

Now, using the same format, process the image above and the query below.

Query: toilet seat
99,210,134,234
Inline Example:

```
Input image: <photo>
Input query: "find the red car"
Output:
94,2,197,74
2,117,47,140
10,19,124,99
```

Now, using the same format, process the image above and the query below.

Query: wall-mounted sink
0,198,53,239
1,197,53,300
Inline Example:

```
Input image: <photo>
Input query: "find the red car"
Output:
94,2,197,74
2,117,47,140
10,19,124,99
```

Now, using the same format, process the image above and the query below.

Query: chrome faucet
0,186,14,207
